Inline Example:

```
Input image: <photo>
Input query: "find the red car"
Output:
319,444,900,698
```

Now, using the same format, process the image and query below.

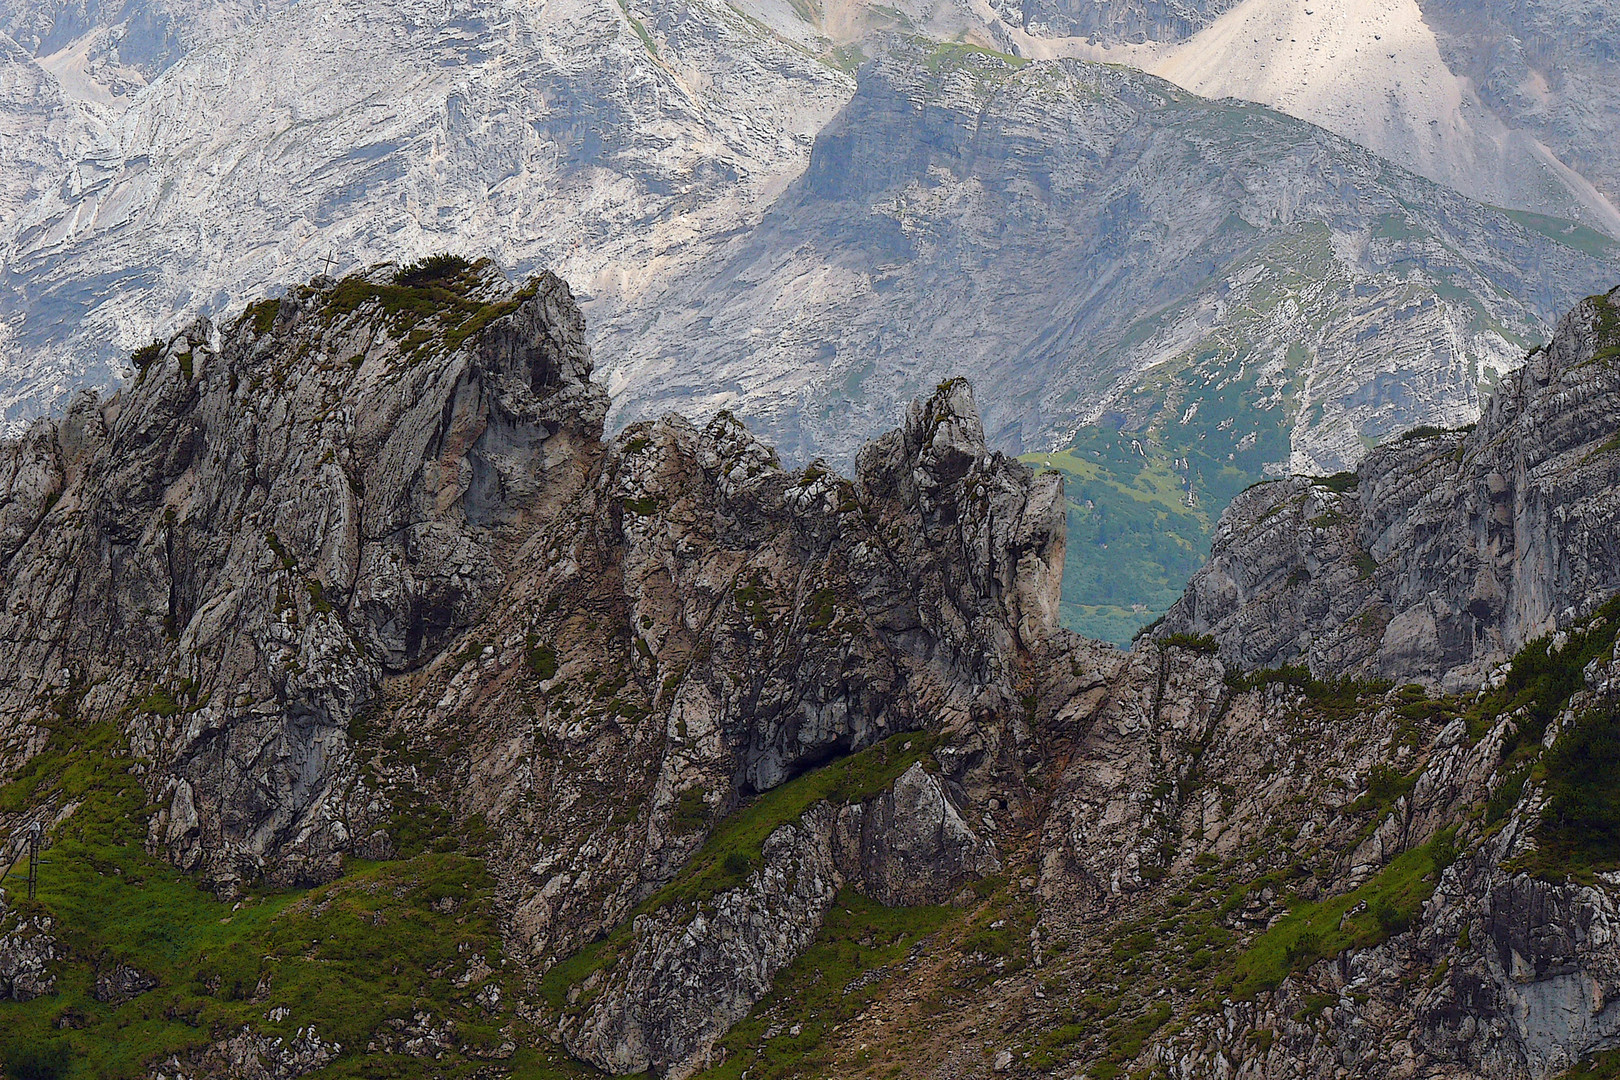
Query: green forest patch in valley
1023,350,1293,645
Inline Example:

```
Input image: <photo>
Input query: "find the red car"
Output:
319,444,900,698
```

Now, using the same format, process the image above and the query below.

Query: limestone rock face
90,961,158,1005
0,408,62,564
151,1023,343,1080
0,893,55,1001
0,262,608,887
0,264,1064,1072
560,764,1000,1078
1159,285,1620,689
833,762,1002,908
1010,0,1238,42
6,268,1620,1080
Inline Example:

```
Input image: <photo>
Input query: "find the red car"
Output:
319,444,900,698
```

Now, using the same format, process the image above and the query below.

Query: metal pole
26,823,39,902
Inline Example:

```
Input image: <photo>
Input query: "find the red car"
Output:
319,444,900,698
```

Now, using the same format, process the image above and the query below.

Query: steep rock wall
1159,285,1620,689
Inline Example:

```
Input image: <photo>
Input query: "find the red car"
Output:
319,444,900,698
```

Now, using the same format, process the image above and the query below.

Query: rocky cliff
0,261,1065,1075
3,267,1620,1080
1158,285,1620,691
8,0,1620,649
2,8,1616,486
1418,0,1620,212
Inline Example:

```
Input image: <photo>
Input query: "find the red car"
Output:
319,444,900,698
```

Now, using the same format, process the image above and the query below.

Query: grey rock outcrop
151,1024,342,1080
833,762,1001,908
6,266,1620,1080
1144,701,1620,1080
91,961,158,1004
561,805,847,1078
561,764,1000,1078
0,263,1060,1072
0,262,607,886
0,891,55,1001
1160,284,1620,689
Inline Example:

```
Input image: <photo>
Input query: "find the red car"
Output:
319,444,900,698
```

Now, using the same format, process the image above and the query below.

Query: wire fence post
27,822,40,901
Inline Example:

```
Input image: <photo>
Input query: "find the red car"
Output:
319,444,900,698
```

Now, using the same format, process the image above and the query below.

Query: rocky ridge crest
2,268,1620,1080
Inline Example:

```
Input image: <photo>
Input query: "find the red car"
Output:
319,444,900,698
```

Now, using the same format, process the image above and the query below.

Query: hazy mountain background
2,0,1618,641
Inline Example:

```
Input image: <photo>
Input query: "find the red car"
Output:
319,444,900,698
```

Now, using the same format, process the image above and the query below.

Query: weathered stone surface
0,263,606,887
151,1024,342,1080
0,891,55,1001
3,267,1620,1080
1160,285,1620,689
833,762,1002,908
0,264,1064,1073
91,961,158,1004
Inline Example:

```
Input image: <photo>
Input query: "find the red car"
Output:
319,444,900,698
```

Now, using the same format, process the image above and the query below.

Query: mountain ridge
4,263,1620,1079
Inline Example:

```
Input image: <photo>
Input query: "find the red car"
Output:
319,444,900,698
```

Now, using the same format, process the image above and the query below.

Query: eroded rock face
1146,739,1620,1080
151,1024,342,1080
0,264,1065,1073
90,962,157,1004
834,762,1002,908
0,892,55,1001
1159,285,1620,689
561,765,1002,1078
5,267,1620,1080
0,263,608,887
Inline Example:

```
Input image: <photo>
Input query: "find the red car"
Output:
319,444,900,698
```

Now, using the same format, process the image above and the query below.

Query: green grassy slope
0,697,592,1080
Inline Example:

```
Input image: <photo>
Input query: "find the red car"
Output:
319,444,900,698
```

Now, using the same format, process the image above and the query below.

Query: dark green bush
394,253,473,289
1372,898,1414,934
525,634,558,680
1313,471,1359,492
671,787,710,835
1484,595,1620,753
4,1041,73,1080
129,339,165,372
1542,703,1620,864
1159,632,1218,653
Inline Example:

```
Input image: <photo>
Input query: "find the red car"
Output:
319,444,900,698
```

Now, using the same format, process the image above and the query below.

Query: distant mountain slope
604,46,1618,464
0,0,285,264
0,0,853,428
1003,0,1620,239
1417,0,1620,215
590,45,1618,641
0,31,103,242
